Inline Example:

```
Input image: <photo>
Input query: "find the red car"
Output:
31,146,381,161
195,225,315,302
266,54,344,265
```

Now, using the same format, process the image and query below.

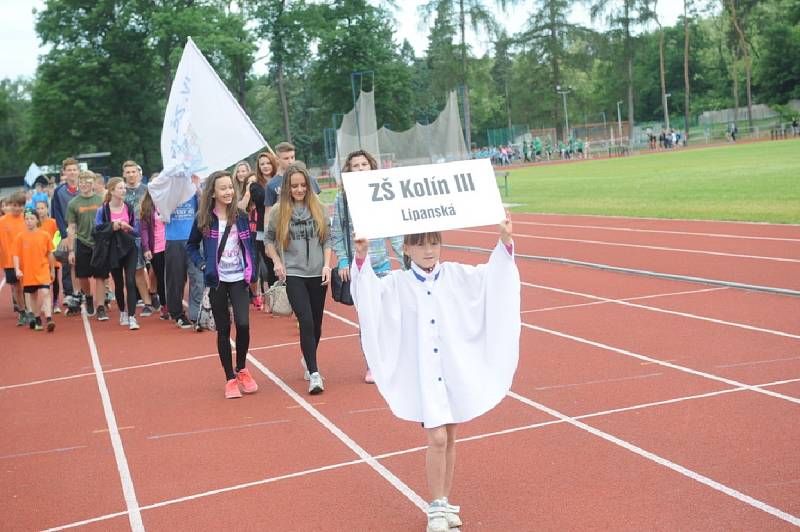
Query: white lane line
715,356,800,369
512,212,800,228
523,322,800,406
0,334,360,392
512,220,800,243
45,373,800,530
521,281,800,340
80,312,143,531
507,390,800,527
0,445,88,460
348,407,389,414
147,419,291,440
522,286,726,314
534,372,662,391
324,310,360,329
459,228,800,263
244,349,428,511
44,457,367,530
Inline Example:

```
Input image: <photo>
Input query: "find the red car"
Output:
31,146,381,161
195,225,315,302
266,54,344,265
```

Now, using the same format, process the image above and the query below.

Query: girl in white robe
351,219,520,532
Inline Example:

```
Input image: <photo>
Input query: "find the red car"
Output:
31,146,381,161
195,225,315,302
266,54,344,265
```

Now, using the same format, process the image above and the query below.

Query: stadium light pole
664,93,672,131
616,100,624,140
556,85,572,142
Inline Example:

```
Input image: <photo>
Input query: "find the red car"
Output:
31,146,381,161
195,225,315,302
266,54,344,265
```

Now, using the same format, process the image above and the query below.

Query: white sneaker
429,499,461,529
443,502,462,528
301,357,310,381
119,312,129,326
128,316,139,330
308,372,324,394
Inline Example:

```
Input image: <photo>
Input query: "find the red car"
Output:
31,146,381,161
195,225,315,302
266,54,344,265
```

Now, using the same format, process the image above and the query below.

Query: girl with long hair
266,162,332,394
331,150,404,383
139,189,168,320
232,160,253,212
251,151,277,310
95,177,140,329
187,170,258,399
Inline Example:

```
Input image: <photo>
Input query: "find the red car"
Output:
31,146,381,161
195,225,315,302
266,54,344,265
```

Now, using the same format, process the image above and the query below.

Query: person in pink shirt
139,188,168,320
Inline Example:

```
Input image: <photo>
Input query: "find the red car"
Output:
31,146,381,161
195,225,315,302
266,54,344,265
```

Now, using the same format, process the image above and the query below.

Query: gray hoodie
267,205,330,277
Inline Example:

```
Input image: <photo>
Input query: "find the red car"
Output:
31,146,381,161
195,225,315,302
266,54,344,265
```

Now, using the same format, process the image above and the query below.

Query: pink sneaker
253,295,263,311
364,368,375,384
225,379,242,399
236,368,258,394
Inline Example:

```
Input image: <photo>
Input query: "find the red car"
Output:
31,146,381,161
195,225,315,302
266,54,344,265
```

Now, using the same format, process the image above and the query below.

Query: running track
1,214,798,530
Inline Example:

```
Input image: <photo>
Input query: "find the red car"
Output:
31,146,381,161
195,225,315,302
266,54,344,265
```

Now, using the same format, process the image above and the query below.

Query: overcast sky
1,0,683,80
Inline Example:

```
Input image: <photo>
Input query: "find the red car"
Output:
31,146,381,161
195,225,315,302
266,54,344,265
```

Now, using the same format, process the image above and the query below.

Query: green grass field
503,139,800,223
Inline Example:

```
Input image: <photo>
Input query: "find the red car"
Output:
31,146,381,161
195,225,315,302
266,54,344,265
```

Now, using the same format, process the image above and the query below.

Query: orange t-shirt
0,213,27,268
41,218,58,244
13,229,52,287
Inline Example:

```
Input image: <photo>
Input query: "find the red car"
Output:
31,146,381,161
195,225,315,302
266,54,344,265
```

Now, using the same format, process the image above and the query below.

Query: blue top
51,183,78,238
26,191,50,210
165,195,198,241
265,173,321,207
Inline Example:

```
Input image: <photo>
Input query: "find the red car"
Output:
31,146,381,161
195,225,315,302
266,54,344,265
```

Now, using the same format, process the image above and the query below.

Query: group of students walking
4,144,520,532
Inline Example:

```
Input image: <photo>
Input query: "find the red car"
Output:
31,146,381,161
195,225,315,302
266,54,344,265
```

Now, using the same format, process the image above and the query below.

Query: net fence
332,90,468,177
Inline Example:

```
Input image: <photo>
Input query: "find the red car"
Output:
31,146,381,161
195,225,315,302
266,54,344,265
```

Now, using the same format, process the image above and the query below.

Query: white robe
350,240,521,428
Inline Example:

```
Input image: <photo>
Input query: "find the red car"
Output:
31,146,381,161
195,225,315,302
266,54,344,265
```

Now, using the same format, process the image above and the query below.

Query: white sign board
341,158,505,239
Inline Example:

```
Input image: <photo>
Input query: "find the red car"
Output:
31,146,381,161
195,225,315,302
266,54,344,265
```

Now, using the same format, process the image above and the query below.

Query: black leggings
210,280,250,381
286,276,327,374
256,240,277,288
111,247,138,316
150,251,166,307
53,267,60,304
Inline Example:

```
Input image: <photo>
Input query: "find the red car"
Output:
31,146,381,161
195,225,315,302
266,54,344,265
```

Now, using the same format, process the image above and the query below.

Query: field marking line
715,355,800,369
44,371,800,530
459,228,800,263
44,457,368,530
147,419,291,440
511,220,800,243
513,211,800,228
507,390,800,527
534,372,662,391
79,312,144,531
0,445,88,460
523,322,800,406
521,281,800,340
241,339,428,512
0,333,360,392
522,286,726,314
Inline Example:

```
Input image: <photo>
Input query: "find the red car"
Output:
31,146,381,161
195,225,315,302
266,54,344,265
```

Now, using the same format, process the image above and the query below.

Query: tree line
0,0,797,176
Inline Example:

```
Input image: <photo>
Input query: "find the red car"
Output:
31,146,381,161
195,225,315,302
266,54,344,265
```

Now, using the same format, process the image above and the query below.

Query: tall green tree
421,0,517,148
0,79,32,175
517,0,584,140
591,0,650,140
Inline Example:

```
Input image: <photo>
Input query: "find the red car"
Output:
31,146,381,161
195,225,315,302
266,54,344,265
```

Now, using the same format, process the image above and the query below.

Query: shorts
135,238,146,269
24,285,49,294
75,239,107,279
4,268,17,285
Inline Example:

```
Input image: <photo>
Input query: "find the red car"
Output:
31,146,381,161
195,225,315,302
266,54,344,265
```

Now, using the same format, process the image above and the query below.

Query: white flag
24,162,44,187
150,37,267,219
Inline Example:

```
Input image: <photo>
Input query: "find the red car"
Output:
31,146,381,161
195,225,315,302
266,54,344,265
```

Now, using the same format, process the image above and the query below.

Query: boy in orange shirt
0,192,27,325
36,200,61,314
13,209,56,331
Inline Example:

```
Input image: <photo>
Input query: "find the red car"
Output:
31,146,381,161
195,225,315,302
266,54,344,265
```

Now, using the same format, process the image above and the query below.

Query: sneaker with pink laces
225,378,242,399
236,368,258,394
